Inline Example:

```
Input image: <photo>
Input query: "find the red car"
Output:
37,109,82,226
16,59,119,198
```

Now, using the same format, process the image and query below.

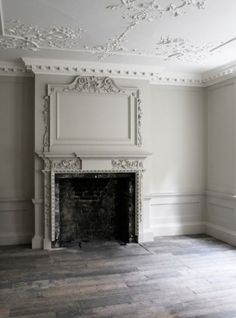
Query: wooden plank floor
1,235,236,318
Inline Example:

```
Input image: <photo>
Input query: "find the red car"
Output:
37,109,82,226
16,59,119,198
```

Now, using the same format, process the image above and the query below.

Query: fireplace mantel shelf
38,151,151,160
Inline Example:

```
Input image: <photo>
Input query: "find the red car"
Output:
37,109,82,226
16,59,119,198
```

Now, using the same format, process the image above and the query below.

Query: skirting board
152,222,205,237
0,232,33,246
138,231,154,243
206,222,236,246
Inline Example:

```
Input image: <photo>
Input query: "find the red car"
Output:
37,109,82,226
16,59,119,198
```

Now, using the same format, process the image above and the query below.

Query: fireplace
53,172,136,247
40,157,144,249
34,75,149,249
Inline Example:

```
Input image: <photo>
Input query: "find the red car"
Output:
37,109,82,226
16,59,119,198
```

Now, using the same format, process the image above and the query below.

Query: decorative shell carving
63,76,123,94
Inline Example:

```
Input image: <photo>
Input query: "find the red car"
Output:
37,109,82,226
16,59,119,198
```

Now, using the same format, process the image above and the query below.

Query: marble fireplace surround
40,155,146,249
36,75,150,249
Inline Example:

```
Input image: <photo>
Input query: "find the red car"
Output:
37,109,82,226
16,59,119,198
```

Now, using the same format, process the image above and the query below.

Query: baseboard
32,235,43,249
206,222,236,246
0,232,33,246
152,222,205,236
138,231,154,242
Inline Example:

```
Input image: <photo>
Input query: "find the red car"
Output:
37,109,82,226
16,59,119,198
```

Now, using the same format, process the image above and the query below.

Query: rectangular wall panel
52,92,133,145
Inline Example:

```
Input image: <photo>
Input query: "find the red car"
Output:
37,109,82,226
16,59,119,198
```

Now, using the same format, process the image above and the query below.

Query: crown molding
0,58,236,87
0,60,31,77
21,57,203,87
202,62,236,87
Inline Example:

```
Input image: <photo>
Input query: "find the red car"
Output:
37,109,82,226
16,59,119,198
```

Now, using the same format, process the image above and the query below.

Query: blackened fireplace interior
53,173,136,247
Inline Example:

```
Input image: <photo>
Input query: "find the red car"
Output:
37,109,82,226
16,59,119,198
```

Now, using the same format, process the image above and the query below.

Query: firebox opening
53,173,136,247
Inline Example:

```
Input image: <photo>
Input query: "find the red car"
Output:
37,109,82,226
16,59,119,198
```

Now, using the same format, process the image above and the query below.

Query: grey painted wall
206,79,236,245
1,73,235,248
0,76,34,245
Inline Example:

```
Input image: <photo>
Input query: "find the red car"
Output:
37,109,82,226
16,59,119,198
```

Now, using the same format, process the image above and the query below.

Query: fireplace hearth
53,173,136,247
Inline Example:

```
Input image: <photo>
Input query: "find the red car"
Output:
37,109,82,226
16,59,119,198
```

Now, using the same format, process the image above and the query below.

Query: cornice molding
22,58,203,87
202,62,236,87
1,58,236,87
0,61,30,76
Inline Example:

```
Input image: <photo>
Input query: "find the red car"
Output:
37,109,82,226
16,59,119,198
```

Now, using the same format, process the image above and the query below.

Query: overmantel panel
43,76,142,153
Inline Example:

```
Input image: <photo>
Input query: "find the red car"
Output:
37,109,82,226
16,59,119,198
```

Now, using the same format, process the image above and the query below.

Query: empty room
1,0,236,317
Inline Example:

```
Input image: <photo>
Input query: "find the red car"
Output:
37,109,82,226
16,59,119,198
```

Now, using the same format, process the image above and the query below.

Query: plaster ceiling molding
89,0,207,60
84,26,132,61
107,0,207,20
0,19,84,51
154,36,218,63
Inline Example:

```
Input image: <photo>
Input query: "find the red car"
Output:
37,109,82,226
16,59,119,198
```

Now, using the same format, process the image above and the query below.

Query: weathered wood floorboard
1,236,236,317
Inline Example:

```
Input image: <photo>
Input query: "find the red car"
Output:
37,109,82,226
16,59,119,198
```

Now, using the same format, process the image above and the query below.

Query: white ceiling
0,0,236,74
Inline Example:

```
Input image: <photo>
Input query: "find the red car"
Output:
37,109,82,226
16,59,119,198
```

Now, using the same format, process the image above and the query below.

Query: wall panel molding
144,192,205,237
44,76,142,152
0,232,33,246
206,222,236,246
0,199,33,246
206,189,236,246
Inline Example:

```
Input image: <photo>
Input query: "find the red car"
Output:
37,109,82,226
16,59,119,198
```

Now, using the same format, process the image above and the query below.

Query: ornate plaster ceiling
0,0,236,74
